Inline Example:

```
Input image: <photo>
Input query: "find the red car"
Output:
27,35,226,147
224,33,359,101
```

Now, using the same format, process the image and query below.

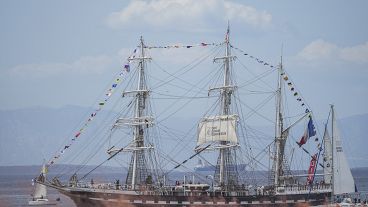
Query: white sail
33,164,48,199
332,111,355,194
322,126,332,184
33,182,47,199
197,114,238,146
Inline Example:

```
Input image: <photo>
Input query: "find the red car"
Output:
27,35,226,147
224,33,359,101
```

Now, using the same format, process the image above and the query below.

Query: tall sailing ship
34,27,356,206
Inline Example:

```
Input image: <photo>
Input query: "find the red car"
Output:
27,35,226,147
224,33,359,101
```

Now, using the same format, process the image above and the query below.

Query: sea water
0,173,75,207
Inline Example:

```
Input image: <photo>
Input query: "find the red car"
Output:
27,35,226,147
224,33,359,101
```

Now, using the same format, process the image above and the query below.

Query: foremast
124,36,153,189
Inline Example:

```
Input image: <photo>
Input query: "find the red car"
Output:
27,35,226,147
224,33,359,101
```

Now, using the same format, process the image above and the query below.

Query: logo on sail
206,127,227,136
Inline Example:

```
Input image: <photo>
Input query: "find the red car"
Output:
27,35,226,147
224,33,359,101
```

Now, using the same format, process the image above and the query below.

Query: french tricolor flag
297,117,316,147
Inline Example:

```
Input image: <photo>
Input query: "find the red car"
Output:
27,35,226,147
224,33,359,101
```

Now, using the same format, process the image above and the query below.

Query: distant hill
0,106,367,167
0,105,110,166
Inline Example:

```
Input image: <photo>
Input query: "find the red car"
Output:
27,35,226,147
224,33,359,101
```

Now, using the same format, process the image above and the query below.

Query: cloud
9,55,114,78
340,42,368,63
106,0,272,30
297,39,368,63
297,39,338,61
224,1,271,27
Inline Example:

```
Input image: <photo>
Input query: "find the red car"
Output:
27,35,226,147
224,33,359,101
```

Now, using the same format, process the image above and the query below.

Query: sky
0,0,368,120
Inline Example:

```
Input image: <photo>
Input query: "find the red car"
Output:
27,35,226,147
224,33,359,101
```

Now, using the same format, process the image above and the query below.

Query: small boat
336,197,354,207
29,164,57,206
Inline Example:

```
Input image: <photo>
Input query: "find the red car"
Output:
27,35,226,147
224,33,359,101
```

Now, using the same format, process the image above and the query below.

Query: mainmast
212,24,238,189
222,26,231,115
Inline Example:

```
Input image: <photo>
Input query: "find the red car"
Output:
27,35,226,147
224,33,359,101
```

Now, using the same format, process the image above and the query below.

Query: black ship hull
56,187,331,207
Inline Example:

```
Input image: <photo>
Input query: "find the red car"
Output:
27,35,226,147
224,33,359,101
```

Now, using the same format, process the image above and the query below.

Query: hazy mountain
0,105,99,166
0,106,367,167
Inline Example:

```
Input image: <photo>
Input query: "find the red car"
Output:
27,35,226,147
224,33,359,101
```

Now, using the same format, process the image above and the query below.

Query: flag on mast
225,23,230,42
297,117,316,147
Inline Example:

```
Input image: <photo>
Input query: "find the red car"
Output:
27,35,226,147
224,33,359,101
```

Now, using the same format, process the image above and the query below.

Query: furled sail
197,114,238,146
332,111,355,194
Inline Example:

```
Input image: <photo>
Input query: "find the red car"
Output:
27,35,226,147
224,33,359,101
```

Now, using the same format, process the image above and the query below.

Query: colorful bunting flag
229,44,312,117
47,47,135,166
144,42,217,50
49,44,317,167
124,64,130,72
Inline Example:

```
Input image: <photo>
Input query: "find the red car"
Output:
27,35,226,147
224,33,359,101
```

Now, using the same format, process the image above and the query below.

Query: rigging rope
165,144,212,175
79,146,127,181
43,38,326,191
46,48,138,167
